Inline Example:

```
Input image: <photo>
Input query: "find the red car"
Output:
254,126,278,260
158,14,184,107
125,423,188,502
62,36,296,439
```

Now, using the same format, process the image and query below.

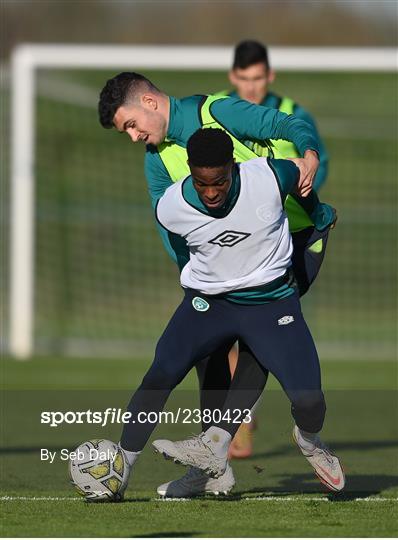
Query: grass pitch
1,357,397,537
1,69,396,536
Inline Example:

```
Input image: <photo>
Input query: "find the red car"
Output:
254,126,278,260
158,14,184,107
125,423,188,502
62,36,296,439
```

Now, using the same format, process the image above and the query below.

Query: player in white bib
120,128,344,494
158,155,292,294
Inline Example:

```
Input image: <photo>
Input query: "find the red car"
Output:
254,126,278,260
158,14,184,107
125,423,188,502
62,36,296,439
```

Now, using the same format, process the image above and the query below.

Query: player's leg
205,293,344,490
195,342,232,432
158,339,268,496
119,289,236,466
291,225,331,297
156,293,343,490
158,344,235,498
196,340,264,433
198,340,265,460
189,340,267,448
229,222,333,458
228,221,333,457
153,339,269,478
228,223,332,459
243,292,325,430
240,292,345,491
228,341,261,459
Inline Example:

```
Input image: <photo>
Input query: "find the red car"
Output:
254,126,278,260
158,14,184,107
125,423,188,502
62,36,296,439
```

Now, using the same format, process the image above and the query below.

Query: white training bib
156,158,292,295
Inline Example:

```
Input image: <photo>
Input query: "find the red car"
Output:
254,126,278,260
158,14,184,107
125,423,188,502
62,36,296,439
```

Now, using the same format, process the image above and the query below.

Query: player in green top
219,40,328,191
216,40,330,459
98,72,333,497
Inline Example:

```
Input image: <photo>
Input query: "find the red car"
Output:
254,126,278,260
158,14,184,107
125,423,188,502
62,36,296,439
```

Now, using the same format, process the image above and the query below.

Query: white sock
203,426,231,458
296,427,319,451
119,445,141,468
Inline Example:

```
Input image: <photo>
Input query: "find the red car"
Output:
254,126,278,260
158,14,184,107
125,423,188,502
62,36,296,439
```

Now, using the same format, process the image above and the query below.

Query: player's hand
288,150,319,197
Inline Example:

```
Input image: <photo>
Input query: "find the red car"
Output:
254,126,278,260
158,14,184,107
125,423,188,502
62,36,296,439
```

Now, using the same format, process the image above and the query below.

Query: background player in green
216,40,330,458
219,40,328,191
98,72,327,497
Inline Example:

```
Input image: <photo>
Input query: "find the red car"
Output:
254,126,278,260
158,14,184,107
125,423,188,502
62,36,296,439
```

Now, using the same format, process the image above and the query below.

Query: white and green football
69,439,128,502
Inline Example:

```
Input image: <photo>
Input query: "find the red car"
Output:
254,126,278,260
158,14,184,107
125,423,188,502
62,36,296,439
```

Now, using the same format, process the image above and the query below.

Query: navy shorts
121,289,326,451
147,289,324,421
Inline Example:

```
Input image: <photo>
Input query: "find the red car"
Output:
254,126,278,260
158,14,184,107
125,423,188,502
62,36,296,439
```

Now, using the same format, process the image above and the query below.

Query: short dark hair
233,40,270,71
187,128,234,168
98,72,160,129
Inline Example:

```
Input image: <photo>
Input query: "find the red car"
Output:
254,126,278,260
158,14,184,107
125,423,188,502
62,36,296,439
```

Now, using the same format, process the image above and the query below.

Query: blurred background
1,0,397,52
0,0,397,362
1,2,397,521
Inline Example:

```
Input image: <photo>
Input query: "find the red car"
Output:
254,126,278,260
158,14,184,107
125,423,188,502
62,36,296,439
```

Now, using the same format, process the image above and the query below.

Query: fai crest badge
278,315,294,326
192,297,210,312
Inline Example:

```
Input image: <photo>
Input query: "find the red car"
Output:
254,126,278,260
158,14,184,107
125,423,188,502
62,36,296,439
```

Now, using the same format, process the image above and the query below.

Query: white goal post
9,44,398,359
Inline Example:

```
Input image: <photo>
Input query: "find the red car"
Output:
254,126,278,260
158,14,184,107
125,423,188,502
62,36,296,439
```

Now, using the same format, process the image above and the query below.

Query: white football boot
153,433,228,478
157,464,235,498
293,425,345,492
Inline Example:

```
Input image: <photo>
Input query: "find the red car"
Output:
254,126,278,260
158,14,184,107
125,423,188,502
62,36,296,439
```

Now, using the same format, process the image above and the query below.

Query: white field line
1,495,397,502
156,496,398,503
243,496,398,502
1,496,81,501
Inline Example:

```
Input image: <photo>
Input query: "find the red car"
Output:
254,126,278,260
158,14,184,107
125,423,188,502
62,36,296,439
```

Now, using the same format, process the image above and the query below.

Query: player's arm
269,158,336,231
154,196,190,272
145,147,189,270
145,145,174,207
156,224,190,272
211,97,319,196
293,104,329,192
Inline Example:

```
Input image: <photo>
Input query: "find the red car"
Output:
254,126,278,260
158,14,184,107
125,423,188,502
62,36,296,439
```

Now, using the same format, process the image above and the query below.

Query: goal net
4,46,397,360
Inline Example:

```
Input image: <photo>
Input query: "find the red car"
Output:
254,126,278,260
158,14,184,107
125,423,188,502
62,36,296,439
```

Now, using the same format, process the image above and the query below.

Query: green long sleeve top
227,90,328,191
145,94,322,265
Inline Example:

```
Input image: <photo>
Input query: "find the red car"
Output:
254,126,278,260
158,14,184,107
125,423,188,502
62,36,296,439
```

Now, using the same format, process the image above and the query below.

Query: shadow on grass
131,533,200,538
249,439,398,461
232,472,398,500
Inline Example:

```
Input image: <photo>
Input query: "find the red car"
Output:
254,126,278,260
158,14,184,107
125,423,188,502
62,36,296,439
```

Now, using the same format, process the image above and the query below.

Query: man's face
113,95,167,145
190,161,234,209
229,63,275,105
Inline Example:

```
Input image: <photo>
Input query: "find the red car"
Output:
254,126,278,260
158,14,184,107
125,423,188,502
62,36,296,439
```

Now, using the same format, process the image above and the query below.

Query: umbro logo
208,230,251,248
278,315,294,326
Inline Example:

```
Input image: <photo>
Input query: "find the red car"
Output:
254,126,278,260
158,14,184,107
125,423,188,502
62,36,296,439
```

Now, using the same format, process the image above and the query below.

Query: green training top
225,90,329,192
145,94,321,266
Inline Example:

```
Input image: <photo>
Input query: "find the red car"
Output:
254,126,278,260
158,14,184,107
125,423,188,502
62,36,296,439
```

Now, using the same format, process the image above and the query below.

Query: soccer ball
69,439,129,502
